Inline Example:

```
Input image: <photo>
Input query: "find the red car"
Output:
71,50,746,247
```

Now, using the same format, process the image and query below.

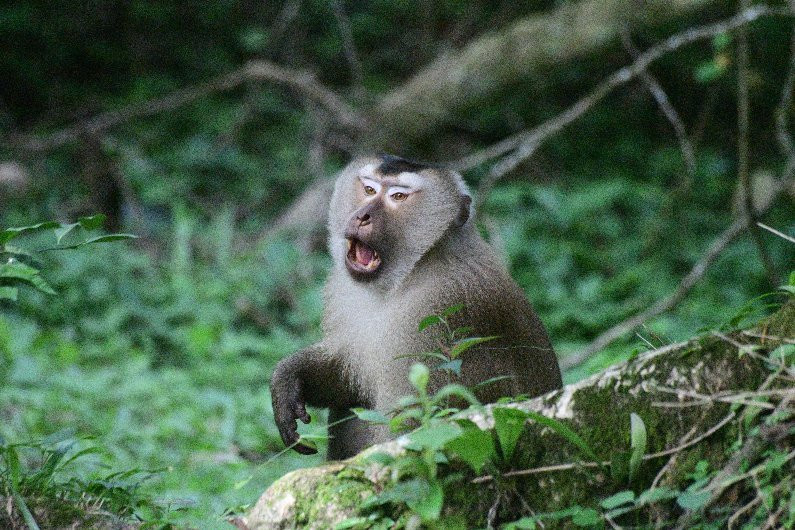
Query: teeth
347,239,353,251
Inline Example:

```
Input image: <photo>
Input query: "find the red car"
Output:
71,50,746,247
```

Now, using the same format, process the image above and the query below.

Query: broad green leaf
770,344,795,362
77,214,107,230
0,286,18,301
0,261,56,295
351,408,389,424
629,413,647,481
445,421,495,473
418,315,442,332
409,363,429,393
450,336,498,358
442,304,464,317
523,410,599,462
54,223,79,244
365,452,395,466
493,407,527,461
0,221,60,245
435,359,462,375
408,422,462,450
46,233,137,250
571,507,600,526
407,479,443,521
503,518,536,530
676,489,711,510
394,351,448,362
600,490,635,509
637,487,678,505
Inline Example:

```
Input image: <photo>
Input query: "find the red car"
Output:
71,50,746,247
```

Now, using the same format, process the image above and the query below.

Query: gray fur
270,156,562,460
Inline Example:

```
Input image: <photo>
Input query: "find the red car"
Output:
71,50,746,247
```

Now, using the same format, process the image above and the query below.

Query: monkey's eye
364,185,376,196
391,192,408,201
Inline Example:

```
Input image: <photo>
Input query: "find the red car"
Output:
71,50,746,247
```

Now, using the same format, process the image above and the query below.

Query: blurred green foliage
1,0,794,525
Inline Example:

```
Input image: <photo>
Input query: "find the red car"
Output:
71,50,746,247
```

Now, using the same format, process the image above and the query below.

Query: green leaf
351,408,389,424
334,517,370,529
503,518,537,530
54,223,79,244
431,384,480,407
418,315,442,332
0,286,18,301
770,344,795,362
600,490,635,509
6,446,21,485
450,336,498,359
523,410,599,462
712,32,731,50
436,359,462,375
409,363,429,393
365,452,395,466
408,422,462,450
493,407,527,461
407,479,443,521
445,421,495,474
676,489,711,510
442,304,464,317
45,233,138,250
637,487,678,505
295,438,317,453
571,507,600,526
77,214,106,230
0,261,56,295
629,413,647,481
0,221,60,245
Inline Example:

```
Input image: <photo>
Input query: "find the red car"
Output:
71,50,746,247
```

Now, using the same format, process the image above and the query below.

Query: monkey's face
328,156,471,287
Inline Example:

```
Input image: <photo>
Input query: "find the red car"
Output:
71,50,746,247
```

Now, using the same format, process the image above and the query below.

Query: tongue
355,242,374,265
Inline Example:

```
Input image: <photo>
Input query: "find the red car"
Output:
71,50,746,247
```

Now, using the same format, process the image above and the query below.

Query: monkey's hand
271,361,317,455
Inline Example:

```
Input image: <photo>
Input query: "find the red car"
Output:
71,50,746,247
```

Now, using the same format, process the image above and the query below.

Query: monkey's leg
270,343,359,454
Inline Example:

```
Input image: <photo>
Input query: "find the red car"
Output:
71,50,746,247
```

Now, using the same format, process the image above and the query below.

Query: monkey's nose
357,213,371,227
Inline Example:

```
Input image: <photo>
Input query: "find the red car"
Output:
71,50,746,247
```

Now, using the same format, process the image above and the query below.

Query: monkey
270,155,561,460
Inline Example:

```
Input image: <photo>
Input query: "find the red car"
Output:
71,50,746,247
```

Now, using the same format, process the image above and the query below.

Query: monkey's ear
454,195,472,227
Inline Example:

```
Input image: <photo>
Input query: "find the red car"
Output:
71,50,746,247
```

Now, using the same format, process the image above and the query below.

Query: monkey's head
328,155,472,288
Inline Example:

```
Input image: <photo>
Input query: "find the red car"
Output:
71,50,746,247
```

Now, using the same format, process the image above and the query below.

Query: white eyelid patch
359,177,382,193
395,172,424,190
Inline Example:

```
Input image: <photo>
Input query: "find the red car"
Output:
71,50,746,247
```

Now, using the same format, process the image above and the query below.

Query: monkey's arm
270,343,358,454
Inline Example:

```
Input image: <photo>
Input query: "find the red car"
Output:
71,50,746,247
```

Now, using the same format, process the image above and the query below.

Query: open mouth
345,238,382,277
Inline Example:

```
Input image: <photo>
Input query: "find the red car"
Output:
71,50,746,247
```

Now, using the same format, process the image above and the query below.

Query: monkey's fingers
293,400,311,424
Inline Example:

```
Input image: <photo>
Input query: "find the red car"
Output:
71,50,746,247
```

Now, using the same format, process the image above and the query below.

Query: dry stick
14,60,368,153
620,30,696,184
737,0,779,287
453,6,786,179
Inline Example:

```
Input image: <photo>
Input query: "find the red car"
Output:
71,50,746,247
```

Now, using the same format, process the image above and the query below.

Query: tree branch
13,60,368,153
456,5,787,213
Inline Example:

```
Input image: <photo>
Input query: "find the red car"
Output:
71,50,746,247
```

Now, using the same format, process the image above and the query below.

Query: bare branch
13,60,368,153
620,29,696,184
737,0,778,286
454,5,787,212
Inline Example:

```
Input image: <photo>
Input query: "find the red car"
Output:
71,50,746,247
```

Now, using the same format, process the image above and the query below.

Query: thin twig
13,60,368,152
757,222,795,244
737,0,779,286
620,29,696,185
